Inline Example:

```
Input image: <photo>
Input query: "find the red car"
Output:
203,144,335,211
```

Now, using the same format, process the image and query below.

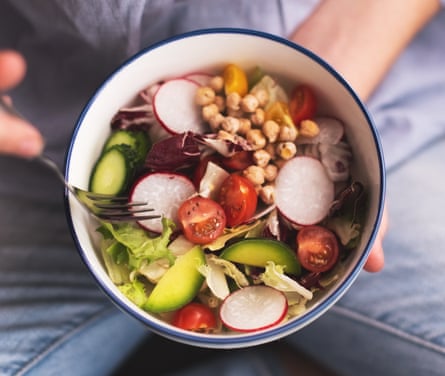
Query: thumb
0,105,44,157
0,50,44,157
0,50,26,91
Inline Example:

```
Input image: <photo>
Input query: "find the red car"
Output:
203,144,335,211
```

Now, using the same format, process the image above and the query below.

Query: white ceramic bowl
65,28,385,349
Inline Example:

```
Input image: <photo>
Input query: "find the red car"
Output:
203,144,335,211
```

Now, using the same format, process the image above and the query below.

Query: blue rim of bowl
65,27,386,348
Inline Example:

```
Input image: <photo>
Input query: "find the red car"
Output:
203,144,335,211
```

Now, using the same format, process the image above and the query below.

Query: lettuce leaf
100,240,131,285
205,220,264,251
200,254,249,293
98,217,176,271
259,262,313,300
118,279,149,307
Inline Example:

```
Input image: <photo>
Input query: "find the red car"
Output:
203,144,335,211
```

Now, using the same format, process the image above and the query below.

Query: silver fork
1,96,159,222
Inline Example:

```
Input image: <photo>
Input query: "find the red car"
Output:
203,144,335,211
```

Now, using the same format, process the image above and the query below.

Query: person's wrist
289,0,441,101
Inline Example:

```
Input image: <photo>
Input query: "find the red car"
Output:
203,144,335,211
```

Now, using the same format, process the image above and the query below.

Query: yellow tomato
223,63,248,96
265,101,295,128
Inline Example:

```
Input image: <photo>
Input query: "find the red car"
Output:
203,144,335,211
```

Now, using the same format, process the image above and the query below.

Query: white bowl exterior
66,29,385,348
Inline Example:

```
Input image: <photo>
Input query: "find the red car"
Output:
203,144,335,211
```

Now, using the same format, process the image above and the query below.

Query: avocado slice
220,238,301,275
144,245,205,313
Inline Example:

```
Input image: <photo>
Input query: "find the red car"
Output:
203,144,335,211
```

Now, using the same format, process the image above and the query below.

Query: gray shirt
0,0,444,246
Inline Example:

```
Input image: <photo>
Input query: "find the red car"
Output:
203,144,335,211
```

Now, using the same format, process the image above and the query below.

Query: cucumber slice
220,238,301,275
144,245,205,313
89,144,137,195
104,130,151,164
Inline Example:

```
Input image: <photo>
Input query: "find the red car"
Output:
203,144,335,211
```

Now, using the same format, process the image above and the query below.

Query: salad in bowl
66,29,385,348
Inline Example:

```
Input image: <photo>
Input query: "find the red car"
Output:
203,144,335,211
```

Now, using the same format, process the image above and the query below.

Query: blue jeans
286,135,445,376
3,137,444,376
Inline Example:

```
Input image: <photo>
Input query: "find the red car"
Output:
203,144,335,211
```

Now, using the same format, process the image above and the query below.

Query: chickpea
202,103,219,122
246,129,267,150
243,165,265,186
264,143,276,159
209,75,224,92
259,185,276,205
208,113,224,131
240,94,260,113
264,163,278,182
253,149,272,168
226,92,241,111
195,86,216,106
299,119,320,138
250,107,266,127
214,95,226,112
278,125,298,142
217,130,236,143
221,116,240,134
276,141,297,160
238,118,252,136
262,120,280,143
253,88,269,107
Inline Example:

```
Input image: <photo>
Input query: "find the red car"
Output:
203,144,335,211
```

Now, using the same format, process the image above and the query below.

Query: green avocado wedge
220,238,301,275
144,246,205,313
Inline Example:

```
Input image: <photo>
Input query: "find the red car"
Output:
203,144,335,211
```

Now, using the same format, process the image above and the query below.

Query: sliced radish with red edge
275,156,334,226
295,117,344,145
153,78,207,135
130,172,196,233
219,285,288,332
184,72,213,86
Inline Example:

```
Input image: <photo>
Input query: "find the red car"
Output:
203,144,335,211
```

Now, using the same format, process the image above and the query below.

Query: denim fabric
0,245,148,376
0,1,444,375
286,135,445,375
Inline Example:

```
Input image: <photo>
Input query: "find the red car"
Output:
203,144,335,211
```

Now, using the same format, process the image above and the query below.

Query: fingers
0,50,44,157
0,107,44,157
363,204,388,273
0,50,26,91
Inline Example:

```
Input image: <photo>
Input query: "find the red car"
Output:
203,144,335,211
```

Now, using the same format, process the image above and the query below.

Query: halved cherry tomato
223,63,248,96
178,196,226,244
172,303,217,333
296,225,339,273
288,84,317,125
221,150,254,172
218,174,257,227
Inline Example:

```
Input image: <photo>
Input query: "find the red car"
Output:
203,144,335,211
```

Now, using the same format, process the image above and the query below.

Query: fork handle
0,95,24,118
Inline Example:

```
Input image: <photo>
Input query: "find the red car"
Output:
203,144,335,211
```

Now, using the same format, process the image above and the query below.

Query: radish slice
130,172,196,233
184,72,213,86
219,286,288,332
275,156,334,226
153,78,207,135
295,117,344,145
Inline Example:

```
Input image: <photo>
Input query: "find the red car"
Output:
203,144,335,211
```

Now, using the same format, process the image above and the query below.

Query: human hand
363,205,387,272
0,50,44,157
288,0,440,273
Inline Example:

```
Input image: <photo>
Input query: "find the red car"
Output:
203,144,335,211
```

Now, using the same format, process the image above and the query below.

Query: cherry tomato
296,225,339,273
288,84,317,125
172,303,217,332
219,174,257,227
178,196,226,244
223,63,248,96
221,150,254,171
